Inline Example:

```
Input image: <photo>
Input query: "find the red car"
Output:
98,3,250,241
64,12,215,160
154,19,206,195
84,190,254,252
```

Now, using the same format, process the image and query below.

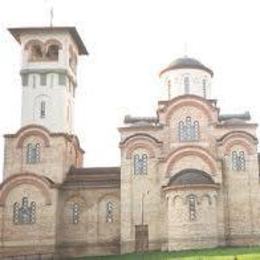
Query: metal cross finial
50,6,54,27
44,0,54,27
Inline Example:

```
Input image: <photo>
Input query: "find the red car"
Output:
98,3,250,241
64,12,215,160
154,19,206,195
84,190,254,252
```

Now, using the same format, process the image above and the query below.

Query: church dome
161,56,213,77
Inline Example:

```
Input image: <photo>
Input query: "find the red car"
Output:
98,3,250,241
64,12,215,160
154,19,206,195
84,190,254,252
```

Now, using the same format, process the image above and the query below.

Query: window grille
106,201,113,223
26,143,40,164
13,197,36,225
134,154,148,175
72,203,80,224
232,151,246,171
178,117,200,142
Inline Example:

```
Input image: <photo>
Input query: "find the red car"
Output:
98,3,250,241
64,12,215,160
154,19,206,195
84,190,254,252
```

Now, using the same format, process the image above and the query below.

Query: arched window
32,75,37,88
184,76,190,94
46,45,59,61
134,153,148,175
232,151,246,171
72,203,80,224
40,101,46,119
31,45,43,61
188,195,196,221
106,201,113,223
178,117,200,142
13,197,36,225
26,143,40,164
202,79,207,98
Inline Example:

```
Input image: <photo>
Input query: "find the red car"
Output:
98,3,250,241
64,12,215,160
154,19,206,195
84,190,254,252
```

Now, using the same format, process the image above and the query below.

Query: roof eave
8,27,88,55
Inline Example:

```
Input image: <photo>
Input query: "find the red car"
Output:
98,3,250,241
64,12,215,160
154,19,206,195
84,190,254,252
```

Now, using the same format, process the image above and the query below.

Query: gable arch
218,131,257,143
218,131,257,155
165,146,218,177
125,142,156,159
165,99,216,125
224,139,255,155
16,129,50,148
122,133,161,159
0,173,52,206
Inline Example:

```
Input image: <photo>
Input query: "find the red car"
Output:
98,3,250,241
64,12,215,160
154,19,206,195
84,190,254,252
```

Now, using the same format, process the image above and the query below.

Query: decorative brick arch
165,99,216,125
125,142,156,159
224,139,254,155
165,146,218,177
24,39,44,50
0,173,52,206
122,133,161,159
218,131,257,155
16,129,50,148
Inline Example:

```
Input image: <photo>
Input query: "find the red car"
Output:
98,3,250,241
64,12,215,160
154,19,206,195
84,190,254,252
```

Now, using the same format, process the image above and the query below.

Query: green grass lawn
77,246,260,260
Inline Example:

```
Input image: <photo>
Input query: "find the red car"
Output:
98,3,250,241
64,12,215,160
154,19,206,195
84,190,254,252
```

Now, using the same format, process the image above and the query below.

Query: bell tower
9,27,88,133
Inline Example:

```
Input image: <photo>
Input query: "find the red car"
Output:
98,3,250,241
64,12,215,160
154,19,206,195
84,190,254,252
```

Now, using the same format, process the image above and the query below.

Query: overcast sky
0,0,260,178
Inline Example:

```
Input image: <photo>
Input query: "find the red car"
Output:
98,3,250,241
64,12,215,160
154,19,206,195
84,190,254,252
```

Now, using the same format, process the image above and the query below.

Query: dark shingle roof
169,169,214,186
62,166,120,189
161,57,213,76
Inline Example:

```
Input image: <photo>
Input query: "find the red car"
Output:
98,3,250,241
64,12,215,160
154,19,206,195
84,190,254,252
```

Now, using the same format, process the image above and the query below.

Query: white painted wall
21,73,75,133
160,68,212,100
19,31,79,133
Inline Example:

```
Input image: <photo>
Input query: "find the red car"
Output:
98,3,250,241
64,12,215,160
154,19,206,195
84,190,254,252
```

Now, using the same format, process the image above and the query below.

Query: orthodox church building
0,26,260,259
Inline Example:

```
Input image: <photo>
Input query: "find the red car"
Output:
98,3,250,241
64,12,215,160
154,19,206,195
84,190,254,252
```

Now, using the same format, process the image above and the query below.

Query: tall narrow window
40,74,47,86
32,75,36,88
40,101,46,119
134,154,148,175
106,201,113,223
184,76,190,94
188,195,196,221
13,197,36,225
72,203,80,224
26,143,40,164
178,117,200,142
232,151,246,171
50,74,54,88
202,79,207,98
178,121,185,141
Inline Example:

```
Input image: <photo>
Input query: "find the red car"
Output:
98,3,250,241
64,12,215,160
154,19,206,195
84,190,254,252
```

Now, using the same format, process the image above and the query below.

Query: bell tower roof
8,26,88,55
